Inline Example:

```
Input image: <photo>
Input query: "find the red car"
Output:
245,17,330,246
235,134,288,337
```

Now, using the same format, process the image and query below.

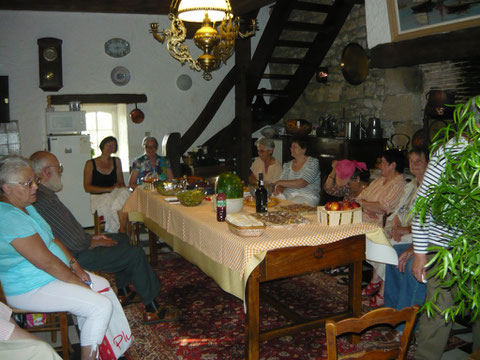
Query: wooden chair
0,282,71,360
325,305,420,360
93,210,105,235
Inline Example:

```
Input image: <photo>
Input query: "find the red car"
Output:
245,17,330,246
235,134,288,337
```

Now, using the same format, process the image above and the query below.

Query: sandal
361,280,382,296
362,293,385,308
325,266,349,276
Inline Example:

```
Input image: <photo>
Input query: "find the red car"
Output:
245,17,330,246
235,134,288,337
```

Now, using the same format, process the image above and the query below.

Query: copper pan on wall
340,43,369,85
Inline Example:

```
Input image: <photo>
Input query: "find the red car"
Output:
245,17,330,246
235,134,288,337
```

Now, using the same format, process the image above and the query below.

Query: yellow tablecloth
124,188,388,300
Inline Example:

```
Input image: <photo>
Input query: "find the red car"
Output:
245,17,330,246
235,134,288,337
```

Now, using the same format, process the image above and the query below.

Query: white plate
110,66,130,86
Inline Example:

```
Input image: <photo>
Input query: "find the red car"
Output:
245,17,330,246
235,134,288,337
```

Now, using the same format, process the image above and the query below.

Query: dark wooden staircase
180,0,355,175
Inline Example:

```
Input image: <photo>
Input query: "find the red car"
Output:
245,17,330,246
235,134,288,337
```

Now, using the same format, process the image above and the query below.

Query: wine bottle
255,173,268,213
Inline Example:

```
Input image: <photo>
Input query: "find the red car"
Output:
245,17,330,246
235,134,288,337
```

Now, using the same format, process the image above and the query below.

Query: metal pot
424,90,455,119
366,117,383,139
129,104,144,124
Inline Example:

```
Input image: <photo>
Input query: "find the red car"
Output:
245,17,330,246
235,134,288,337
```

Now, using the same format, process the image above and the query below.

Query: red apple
329,201,341,211
342,201,353,210
351,201,360,209
325,202,332,211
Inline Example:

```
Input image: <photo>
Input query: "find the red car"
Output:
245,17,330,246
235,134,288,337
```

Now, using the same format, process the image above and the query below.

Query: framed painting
387,0,480,41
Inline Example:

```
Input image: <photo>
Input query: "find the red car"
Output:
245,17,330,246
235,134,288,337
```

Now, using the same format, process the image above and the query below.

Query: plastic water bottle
216,192,227,222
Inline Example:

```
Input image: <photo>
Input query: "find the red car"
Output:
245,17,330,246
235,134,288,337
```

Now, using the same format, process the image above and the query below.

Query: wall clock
104,38,130,58
37,37,63,92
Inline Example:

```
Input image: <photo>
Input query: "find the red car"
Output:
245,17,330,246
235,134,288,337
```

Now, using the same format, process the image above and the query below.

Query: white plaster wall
365,0,391,48
0,8,270,160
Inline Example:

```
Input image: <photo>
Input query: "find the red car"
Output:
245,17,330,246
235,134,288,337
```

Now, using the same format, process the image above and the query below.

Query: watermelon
215,172,243,199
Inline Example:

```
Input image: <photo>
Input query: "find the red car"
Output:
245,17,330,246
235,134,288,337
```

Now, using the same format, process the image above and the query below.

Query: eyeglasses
5,177,40,188
47,164,64,173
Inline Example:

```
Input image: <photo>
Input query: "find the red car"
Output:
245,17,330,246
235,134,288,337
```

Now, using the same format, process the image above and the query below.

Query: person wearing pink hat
324,159,369,200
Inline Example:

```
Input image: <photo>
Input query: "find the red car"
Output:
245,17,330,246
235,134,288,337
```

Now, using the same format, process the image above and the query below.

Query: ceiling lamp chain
149,0,256,80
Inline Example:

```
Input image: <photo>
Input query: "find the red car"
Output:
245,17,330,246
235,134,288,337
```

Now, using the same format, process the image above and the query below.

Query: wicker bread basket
226,221,266,237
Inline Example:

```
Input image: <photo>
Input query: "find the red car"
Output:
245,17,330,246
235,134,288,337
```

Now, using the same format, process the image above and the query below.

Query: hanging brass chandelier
150,0,256,80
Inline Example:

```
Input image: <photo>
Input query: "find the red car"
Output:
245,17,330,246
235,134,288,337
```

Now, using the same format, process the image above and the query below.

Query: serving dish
284,119,312,136
226,221,266,237
225,214,266,237
244,196,279,209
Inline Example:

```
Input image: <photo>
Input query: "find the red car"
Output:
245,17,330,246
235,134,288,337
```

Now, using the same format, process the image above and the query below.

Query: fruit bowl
318,204,362,226
285,119,312,136
156,182,177,196
177,189,205,207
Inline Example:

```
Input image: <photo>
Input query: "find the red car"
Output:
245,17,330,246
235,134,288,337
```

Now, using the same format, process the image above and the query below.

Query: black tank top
91,157,117,187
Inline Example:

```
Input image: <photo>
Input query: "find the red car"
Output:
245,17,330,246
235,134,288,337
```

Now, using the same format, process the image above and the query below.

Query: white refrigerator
47,134,93,227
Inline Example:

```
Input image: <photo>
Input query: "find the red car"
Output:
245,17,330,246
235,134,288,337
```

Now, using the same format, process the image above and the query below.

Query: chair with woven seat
325,305,420,360
0,282,71,360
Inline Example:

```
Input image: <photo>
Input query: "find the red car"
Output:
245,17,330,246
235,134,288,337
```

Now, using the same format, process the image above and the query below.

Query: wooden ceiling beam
370,26,480,68
0,0,274,16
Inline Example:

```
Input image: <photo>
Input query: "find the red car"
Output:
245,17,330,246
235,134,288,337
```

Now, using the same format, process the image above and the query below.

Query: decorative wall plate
110,66,130,86
104,38,130,58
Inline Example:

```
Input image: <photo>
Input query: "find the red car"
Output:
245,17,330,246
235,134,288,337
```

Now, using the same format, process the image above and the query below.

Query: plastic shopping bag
97,287,133,360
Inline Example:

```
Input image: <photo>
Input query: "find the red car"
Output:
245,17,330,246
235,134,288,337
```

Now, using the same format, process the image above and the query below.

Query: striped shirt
412,139,466,254
33,184,92,255
356,173,405,225
280,156,320,206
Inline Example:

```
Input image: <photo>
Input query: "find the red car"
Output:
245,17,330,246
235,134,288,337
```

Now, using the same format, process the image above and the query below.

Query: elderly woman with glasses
83,136,130,233
248,137,283,187
128,136,173,189
0,155,114,360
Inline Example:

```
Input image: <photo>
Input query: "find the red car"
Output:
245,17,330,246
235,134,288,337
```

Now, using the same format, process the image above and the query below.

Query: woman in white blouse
273,138,320,206
248,137,283,187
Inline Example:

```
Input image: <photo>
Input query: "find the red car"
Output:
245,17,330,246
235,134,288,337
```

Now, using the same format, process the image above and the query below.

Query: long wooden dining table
123,188,388,360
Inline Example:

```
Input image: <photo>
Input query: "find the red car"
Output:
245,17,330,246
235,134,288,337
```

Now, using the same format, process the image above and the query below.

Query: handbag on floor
97,287,133,360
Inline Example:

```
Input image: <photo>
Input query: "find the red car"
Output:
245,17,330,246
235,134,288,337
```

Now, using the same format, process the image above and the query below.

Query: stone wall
276,4,426,144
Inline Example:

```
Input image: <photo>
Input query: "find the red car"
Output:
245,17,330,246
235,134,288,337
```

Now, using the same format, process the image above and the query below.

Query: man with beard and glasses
29,151,180,325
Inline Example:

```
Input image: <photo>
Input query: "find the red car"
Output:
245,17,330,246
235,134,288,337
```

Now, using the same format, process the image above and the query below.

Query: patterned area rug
117,252,462,360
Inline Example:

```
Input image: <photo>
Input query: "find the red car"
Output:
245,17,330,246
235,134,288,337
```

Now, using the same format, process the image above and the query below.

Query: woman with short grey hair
128,136,173,189
248,137,283,186
0,155,113,360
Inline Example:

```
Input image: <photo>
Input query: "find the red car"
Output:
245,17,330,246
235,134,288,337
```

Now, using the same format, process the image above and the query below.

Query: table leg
246,267,260,360
148,229,158,267
349,260,362,318
348,260,363,344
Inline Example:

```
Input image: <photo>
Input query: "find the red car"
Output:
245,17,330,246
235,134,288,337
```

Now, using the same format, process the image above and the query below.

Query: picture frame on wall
386,0,480,42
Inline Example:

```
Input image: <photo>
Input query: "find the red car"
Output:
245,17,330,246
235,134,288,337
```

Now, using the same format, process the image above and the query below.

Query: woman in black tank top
83,136,129,232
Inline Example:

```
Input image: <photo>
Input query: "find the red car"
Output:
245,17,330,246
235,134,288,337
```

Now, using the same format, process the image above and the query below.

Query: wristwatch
69,257,77,266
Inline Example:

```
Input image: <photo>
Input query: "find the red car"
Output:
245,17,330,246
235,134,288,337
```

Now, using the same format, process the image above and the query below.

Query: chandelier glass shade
149,0,255,80
177,0,233,22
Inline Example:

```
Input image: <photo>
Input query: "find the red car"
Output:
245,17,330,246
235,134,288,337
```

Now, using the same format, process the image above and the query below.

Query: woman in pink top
356,149,406,307
356,150,406,225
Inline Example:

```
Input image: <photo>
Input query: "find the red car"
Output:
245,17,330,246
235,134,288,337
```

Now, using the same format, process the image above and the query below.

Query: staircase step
269,57,303,65
284,21,331,33
262,73,295,80
276,39,313,48
257,89,289,97
291,0,333,13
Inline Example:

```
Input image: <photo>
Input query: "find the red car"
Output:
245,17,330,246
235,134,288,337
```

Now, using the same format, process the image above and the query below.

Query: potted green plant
413,95,480,321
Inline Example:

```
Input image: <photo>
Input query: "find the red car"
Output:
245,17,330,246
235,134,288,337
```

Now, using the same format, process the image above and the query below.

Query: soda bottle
216,192,227,221
255,173,268,213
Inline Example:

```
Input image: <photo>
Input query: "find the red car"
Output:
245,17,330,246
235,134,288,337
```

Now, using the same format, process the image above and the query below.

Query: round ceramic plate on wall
110,66,130,86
